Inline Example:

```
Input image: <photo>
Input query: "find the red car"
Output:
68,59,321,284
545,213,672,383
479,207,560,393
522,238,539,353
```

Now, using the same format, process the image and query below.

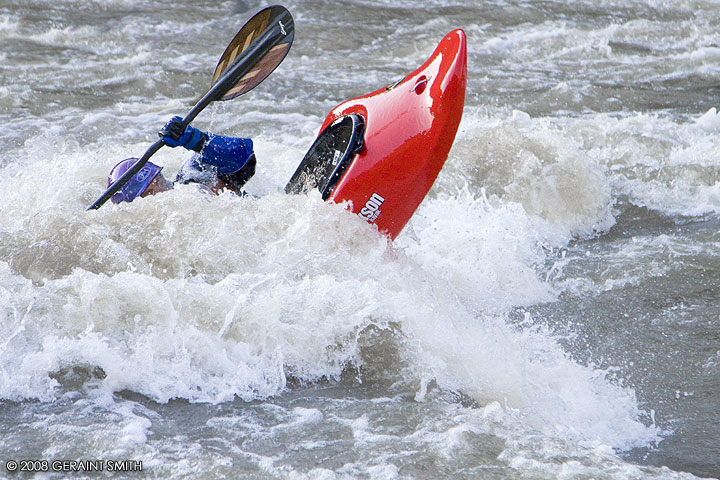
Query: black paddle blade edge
212,5,294,101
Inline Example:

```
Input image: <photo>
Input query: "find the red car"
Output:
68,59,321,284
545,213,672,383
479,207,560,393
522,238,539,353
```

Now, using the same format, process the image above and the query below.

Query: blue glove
158,116,206,151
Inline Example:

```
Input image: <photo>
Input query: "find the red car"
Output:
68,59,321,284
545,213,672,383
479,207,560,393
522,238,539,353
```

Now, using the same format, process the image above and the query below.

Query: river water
1,0,719,478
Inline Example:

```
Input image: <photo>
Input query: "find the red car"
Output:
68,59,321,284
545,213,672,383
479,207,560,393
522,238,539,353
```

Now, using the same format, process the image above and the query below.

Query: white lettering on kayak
358,193,385,223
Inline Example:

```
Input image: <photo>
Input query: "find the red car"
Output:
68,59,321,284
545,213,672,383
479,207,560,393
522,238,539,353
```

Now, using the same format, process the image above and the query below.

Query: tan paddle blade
212,5,294,101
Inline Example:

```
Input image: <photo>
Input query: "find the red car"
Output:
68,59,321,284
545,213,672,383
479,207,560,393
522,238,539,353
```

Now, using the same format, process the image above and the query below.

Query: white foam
0,126,664,453
552,110,720,216
439,110,616,239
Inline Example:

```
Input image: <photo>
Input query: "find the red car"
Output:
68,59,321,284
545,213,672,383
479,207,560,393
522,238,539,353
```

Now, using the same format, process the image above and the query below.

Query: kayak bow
287,29,467,239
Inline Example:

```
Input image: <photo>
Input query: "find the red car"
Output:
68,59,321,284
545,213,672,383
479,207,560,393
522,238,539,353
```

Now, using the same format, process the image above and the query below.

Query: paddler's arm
159,116,255,174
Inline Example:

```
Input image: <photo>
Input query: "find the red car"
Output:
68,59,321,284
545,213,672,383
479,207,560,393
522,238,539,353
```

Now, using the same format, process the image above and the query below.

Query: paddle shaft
87,14,289,210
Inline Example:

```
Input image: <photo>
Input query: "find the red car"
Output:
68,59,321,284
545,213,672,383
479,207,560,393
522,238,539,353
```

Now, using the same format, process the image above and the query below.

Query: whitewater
1,0,718,478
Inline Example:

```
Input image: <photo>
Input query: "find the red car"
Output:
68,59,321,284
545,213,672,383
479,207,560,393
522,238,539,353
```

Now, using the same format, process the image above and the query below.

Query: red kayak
286,29,467,240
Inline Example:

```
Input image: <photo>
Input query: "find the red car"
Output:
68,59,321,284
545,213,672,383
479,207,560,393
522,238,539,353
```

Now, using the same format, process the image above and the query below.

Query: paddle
88,5,294,210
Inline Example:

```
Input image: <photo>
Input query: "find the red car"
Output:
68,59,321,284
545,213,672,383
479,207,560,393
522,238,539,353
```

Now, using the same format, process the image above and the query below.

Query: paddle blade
212,5,294,101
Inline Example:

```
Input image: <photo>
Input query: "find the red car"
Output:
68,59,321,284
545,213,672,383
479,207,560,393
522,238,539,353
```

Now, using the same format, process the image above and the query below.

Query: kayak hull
324,29,466,239
287,29,467,240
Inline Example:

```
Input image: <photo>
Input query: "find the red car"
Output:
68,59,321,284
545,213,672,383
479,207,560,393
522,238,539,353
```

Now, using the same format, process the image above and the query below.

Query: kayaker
107,116,256,204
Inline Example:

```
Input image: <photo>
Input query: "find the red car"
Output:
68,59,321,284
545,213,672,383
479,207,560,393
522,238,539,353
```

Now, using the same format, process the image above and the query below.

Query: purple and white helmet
107,158,162,204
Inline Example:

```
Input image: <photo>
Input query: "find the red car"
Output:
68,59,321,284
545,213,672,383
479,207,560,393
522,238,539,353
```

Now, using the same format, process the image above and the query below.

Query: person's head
108,158,172,204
